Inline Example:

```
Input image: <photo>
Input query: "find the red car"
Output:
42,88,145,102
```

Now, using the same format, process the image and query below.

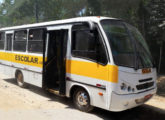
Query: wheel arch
69,84,92,103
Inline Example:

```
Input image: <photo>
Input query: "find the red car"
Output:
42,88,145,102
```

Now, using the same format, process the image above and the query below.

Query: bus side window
28,29,44,53
0,32,5,50
13,30,27,52
71,24,107,65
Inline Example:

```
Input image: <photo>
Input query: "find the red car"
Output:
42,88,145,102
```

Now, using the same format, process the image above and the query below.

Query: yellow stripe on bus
0,52,43,68
0,51,118,83
66,60,118,83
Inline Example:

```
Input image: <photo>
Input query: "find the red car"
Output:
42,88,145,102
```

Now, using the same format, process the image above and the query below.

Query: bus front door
44,30,68,95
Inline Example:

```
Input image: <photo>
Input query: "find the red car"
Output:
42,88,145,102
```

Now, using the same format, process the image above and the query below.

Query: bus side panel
0,64,16,79
0,64,3,74
0,63,13,78
12,52,43,87
11,52,43,73
0,51,43,87
66,73,109,110
27,71,42,88
0,52,12,77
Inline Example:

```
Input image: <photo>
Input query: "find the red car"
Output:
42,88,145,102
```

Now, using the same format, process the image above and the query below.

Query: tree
85,0,101,16
145,0,165,73
1,0,165,74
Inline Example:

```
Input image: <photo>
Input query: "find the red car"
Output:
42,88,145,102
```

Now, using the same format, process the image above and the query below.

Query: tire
73,88,93,112
16,71,26,88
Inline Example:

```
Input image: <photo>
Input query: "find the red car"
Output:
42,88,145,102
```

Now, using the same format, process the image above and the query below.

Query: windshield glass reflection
101,19,153,69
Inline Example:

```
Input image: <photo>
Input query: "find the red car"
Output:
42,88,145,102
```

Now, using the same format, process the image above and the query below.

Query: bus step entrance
47,88,65,97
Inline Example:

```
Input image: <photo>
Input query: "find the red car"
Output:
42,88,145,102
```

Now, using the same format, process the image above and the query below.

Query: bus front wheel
73,88,93,112
16,71,26,88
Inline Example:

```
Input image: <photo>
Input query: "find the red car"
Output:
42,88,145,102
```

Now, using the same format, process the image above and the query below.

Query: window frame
13,29,28,52
0,32,5,50
71,22,108,66
5,33,13,51
27,28,45,54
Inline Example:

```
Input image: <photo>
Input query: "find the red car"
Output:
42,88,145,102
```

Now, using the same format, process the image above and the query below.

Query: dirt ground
0,74,165,120
157,76,165,96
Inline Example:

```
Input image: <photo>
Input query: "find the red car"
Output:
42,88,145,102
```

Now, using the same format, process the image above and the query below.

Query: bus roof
0,16,117,31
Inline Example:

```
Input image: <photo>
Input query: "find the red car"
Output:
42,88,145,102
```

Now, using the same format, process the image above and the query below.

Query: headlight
132,88,135,92
127,86,131,92
120,82,135,93
120,83,127,90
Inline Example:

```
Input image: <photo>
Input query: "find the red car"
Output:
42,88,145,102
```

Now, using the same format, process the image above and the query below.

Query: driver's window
72,30,96,52
71,23,107,65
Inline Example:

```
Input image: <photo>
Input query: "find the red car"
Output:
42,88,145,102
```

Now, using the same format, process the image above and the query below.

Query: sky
0,0,4,4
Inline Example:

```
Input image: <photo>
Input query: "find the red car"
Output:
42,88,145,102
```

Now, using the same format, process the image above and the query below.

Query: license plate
144,94,153,100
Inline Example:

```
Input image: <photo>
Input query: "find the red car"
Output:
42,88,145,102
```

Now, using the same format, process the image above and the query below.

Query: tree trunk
34,0,39,23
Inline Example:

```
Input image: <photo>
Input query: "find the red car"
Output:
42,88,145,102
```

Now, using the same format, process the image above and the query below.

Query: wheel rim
17,73,23,84
77,91,88,106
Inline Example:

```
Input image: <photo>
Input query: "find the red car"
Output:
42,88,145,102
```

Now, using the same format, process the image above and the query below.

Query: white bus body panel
109,67,157,111
65,73,115,110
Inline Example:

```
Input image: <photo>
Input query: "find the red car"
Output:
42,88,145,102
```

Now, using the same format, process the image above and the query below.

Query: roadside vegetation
0,0,164,74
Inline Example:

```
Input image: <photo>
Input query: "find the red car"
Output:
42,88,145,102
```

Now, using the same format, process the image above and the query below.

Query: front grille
136,82,154,90
139,78,152,83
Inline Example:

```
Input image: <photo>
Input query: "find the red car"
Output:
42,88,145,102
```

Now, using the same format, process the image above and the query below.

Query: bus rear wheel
73,88,93,112
16,71,26,88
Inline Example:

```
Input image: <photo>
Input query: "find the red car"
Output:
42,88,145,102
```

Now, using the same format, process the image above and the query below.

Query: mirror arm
88,21,96,30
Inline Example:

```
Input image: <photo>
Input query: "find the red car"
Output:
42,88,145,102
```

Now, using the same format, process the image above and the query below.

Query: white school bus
0,16,157,112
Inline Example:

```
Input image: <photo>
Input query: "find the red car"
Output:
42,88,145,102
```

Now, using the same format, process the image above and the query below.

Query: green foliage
0,0,142,26
145,0,165,73
0,0,165,73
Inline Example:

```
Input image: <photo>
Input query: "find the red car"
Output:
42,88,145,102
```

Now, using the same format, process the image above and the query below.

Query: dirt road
0,74,165,120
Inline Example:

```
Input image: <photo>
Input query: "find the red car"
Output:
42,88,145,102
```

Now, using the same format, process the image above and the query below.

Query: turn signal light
142,68,151,74
98,92,103,96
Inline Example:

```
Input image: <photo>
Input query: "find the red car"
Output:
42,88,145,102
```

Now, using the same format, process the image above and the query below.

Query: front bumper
110,88,157,112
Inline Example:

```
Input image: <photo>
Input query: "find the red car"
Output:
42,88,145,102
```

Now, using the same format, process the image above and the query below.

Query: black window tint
72,25,107,64
72,30,96,51
0,32,5,50
28,29,44,53
14,30,27,52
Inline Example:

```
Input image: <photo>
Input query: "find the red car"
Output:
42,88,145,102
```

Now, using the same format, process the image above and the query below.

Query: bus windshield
100,20,153,69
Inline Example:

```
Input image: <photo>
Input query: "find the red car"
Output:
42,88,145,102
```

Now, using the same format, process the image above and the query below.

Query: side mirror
73,22,96,31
